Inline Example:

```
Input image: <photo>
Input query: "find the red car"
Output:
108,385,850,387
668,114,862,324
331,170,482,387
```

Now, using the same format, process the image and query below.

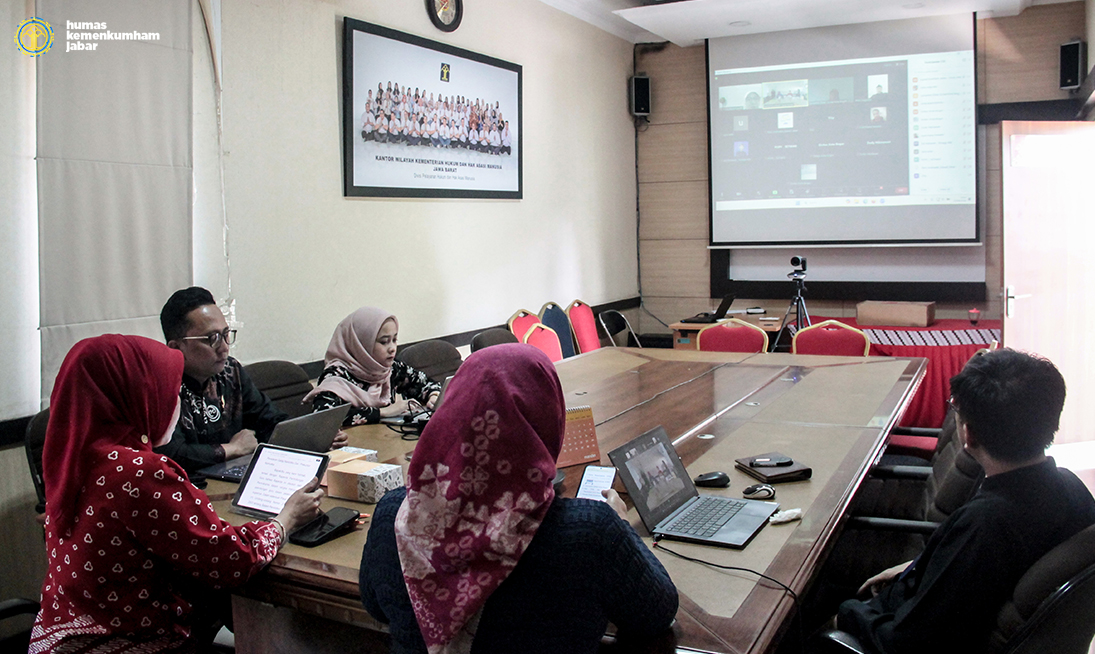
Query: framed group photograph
342,17,522,199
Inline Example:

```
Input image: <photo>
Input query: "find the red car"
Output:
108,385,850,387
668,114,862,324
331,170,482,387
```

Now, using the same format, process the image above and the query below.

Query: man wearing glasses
835,349,1095,653
154,286,288,480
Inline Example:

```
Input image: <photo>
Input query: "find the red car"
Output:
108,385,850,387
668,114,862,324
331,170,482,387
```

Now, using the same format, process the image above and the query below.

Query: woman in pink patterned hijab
395,343,564,652
360,343,677,654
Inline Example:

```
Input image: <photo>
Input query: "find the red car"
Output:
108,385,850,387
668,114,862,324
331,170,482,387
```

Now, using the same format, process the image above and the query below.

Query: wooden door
1001,121,1095,446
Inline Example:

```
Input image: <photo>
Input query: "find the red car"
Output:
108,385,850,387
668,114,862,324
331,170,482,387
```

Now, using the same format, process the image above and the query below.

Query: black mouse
694,471,730,488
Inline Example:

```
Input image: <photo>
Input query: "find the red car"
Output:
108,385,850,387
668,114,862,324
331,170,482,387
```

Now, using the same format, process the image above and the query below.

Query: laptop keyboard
666,496,746,538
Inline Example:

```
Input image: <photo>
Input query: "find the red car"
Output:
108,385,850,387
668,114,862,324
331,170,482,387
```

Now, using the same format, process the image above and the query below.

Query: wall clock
426,0,463,32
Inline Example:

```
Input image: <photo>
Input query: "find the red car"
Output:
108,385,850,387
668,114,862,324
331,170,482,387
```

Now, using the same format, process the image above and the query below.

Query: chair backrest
538,302,576,358
471,327,519,352
243,360,314,419
792,320,870,356
25,408,49,514
597,310,642,348
566,300,601,354
521,323,564,363
507,309,539,341
989,524,1095,654
697,319,769,353
395,340,463,383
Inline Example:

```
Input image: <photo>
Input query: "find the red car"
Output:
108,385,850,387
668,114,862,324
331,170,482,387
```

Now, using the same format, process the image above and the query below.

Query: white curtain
36,0,193,401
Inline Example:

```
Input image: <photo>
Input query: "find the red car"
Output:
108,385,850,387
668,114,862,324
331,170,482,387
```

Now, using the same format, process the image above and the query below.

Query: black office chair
815,524,1095,654
243,360,314,419
395,340,463,383
25,408,49,515
470,328,518,352
0,598,40,652
597,310,641,348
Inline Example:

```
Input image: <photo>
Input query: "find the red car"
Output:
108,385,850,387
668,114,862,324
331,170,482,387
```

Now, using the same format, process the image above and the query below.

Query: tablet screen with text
231,444,328,519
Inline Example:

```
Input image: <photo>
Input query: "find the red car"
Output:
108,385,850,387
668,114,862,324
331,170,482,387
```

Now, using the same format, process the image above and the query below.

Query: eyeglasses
946,397,961,420
180,329,236,349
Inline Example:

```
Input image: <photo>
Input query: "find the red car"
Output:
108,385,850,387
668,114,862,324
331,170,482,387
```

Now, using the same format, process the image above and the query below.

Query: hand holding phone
576,465,616,502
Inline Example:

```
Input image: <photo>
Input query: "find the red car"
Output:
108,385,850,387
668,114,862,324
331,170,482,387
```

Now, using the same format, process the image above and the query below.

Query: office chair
471,328,518,352
538,302,577,358
598,310,641,348
566,300,601,354
521,323,564,363
25,408,49,515
0,598,40,652
395,340,463,383
815,524,1095,654
697,319,769,353
243,360,314,419
792,320,870,356
506,309,539,342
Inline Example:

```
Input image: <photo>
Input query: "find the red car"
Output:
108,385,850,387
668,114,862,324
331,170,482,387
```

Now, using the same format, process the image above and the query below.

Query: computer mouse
743,483,776,500
694,471,731,488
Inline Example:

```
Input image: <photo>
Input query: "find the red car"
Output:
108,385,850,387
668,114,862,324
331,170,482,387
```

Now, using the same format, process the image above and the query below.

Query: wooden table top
212,347,925,653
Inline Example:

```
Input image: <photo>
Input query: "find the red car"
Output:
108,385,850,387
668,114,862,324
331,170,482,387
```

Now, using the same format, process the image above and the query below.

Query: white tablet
230,444,329,520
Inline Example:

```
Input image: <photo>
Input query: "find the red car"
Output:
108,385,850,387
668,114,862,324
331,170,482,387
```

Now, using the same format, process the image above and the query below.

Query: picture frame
342,18,522,199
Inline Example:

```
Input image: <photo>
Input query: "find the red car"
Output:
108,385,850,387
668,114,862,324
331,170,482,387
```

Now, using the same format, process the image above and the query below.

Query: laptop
680,294,735,324
199,405,349,483
608,426,778,549
231,443,329,519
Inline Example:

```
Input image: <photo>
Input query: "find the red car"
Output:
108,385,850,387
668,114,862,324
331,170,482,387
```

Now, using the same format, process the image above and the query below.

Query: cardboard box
321,448,378,486
856,301,936,327
326,459,403,504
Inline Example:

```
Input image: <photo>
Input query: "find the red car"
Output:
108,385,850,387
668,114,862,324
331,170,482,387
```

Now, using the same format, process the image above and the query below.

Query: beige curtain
36,0,193,401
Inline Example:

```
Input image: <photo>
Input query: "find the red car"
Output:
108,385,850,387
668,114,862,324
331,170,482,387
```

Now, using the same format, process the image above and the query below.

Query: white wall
198,0,639,364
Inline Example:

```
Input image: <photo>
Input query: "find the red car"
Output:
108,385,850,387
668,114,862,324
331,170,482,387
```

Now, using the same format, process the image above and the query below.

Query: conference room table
210,347,926,654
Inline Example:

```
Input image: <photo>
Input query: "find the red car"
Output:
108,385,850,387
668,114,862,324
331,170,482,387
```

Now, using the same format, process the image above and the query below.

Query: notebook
198,405,349,483
680,294,735,324
557,406,600,468
230,443,329,519
734,452,812,484
608,426,778,549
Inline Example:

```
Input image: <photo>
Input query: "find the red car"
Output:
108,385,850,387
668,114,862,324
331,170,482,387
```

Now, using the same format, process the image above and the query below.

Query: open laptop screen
610,426,698,529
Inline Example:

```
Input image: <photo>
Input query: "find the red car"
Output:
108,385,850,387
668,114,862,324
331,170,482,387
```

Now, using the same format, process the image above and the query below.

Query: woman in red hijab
30,335,324,653
360,343,678,653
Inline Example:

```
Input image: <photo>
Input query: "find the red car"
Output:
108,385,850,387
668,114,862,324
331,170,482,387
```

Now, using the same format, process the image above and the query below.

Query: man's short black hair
949,348,1065,462
160,287,217,342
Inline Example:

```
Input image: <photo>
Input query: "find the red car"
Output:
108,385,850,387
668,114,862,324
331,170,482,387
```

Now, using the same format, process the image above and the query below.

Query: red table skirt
813,317,1001,428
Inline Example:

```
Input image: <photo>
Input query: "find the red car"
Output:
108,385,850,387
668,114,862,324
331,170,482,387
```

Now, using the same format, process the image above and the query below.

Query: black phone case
288,506,360,547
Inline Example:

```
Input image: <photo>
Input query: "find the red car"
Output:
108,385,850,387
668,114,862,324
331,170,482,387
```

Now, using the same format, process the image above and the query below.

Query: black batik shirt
310,360,441,426
154,356,288,475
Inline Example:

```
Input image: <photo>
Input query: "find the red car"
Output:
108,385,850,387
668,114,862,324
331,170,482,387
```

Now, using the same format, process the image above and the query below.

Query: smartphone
288,506,361,547
750,456,793,468
576,465,617,502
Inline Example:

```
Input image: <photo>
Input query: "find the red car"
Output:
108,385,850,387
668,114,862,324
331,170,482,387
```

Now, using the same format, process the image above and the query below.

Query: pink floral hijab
304,306,396,408
395,344,564,653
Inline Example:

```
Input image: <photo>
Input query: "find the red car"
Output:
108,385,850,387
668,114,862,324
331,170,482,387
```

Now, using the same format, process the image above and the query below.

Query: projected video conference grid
709,49,975,245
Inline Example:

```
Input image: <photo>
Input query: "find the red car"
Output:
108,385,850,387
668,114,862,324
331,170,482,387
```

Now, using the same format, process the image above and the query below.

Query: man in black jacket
837,348,1095,654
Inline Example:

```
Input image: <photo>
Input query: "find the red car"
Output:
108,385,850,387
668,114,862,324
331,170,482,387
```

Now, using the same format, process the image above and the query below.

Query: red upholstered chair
697,319,769,353
792,320,870,356
566,300,601,354
507,309,539,341
521,323,564,363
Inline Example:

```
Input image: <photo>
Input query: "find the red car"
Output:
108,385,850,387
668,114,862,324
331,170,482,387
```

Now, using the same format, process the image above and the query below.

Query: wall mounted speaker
630,75,650,116
1060,40,1085,90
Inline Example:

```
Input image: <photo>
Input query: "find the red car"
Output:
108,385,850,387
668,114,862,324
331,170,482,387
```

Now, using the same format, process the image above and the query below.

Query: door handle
1004,286,1032,318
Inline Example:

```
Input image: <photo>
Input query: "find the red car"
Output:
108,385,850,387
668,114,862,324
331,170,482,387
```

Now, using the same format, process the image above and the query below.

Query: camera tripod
773,270,811,352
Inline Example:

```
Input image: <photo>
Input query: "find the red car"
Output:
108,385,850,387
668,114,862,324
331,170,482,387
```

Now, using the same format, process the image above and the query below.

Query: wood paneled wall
635,3,1084,334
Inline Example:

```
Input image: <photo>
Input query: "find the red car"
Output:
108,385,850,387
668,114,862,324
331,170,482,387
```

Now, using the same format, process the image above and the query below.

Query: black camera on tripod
790,256,807,272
